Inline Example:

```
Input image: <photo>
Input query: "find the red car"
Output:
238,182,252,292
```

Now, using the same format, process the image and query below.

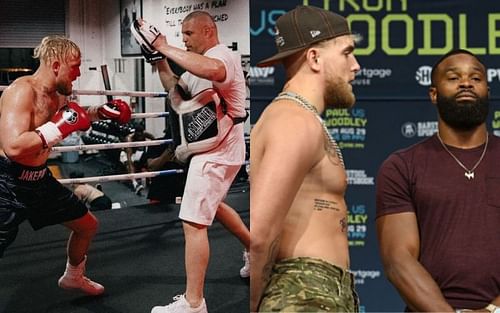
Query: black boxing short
0,156,88,254
89,196,112,211
0,158,25,257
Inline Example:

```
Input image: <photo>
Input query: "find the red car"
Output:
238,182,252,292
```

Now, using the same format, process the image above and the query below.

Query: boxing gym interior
0,1,249,312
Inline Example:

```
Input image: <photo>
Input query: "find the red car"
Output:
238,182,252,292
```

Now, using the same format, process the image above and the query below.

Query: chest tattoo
313,198,340,212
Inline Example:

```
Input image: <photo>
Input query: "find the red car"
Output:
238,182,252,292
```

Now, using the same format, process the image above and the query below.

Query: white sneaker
240,250,250,278
151,294,207,313
58,256,104,295
135,184,144,195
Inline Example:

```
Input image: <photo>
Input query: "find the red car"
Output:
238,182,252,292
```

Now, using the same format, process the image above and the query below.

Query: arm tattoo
340,217,347,233
313,198,340,212
261,235,280,295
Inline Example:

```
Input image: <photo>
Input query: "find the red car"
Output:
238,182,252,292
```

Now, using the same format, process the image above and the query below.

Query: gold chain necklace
436,132,488,180
275,91,345,168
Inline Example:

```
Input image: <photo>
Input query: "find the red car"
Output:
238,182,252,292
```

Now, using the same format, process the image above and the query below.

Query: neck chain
436,132,488,180
275,91,344,168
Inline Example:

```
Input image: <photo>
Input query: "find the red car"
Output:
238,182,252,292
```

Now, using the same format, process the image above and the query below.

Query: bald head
183,11,217,30
181,10,219,54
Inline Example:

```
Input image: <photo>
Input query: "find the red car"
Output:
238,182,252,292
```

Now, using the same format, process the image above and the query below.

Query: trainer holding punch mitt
131,13,250,313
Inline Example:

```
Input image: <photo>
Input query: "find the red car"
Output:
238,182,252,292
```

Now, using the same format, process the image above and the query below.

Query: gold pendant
465,171,474,180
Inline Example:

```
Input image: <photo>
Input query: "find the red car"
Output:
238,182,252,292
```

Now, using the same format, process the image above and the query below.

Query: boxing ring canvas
120,0,143,56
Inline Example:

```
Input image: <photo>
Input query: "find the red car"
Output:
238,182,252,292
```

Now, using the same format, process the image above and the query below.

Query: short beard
324,74,355,109
56,82,71,96
436,92,489,131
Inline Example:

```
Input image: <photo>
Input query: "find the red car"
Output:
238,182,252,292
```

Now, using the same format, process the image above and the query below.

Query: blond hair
33,35,80,64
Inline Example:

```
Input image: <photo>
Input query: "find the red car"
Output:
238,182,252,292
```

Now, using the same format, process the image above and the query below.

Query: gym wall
1,0,250,138
141,0,251,136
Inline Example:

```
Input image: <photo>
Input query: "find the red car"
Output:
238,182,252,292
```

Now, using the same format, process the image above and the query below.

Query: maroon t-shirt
376,134,500,309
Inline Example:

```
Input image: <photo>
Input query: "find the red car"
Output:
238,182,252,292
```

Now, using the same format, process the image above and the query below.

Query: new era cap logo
310,30,321,38
276,36,285,47
274,27,285,47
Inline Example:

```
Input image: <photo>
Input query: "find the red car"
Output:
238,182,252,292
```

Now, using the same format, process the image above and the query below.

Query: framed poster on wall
120,0,142,56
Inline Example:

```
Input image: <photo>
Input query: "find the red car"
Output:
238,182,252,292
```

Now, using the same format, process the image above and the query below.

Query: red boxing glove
35,102,91,148
98,99,131,124
53,102,91,135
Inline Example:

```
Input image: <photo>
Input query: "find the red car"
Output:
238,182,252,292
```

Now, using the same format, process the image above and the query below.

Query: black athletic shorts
0,156,88,256
89,196,112,211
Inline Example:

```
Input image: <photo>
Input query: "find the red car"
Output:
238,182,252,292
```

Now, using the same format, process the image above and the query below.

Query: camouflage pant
258,257,359,312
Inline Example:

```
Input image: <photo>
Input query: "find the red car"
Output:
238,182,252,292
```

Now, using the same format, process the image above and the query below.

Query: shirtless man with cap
250,5,361,312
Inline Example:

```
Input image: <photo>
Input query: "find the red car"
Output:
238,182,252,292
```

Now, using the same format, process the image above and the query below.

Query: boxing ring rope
58,169,185,185
72,89,251,102
0,85,170,118
0,85,169,98
1,84,248,186
1,77,250,192
52,139,172,153
74,89,169,98
0,86,251,103
73,89,251,103
53,138,183,185
131,112,169,119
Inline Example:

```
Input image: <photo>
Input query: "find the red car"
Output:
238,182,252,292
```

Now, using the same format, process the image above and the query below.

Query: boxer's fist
35,102,91,148
53,102,91,134
97,99,131,124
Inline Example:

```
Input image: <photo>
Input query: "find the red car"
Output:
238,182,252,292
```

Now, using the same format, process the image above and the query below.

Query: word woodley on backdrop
252,0,500,56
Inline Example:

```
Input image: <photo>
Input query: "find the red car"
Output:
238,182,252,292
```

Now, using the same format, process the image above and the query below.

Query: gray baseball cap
257,5,351,67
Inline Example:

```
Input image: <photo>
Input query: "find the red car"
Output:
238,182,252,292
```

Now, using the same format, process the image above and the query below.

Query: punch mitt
131,19,162,54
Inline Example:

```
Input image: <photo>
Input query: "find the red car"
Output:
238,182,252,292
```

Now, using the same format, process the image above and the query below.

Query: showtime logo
415,65,432,86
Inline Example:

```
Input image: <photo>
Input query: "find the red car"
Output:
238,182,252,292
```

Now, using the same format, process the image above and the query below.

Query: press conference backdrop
250,1,500,312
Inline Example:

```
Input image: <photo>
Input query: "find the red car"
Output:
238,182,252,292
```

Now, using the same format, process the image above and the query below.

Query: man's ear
429,86,437,104
203,25,212,37
306,48,321,72
52,61,61,75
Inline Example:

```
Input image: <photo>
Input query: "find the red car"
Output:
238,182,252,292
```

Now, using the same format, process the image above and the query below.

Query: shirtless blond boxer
0,35,130,295
250,6,361,312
